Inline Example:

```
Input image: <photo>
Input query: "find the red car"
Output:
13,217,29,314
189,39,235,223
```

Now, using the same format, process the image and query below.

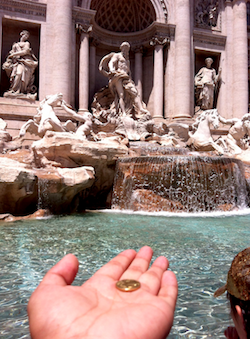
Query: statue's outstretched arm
61,101,91,123
219,115,238,125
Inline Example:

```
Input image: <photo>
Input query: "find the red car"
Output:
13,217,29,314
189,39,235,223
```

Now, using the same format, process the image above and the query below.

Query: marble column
38,23,47,100
77,24,92,113
134,47,143,99
225,0,234,119
232,0,248,118
153,44,164,118
47,0,72,103
164,30,175,119
89,43,96,104
151,37,168,118
174,0,191,118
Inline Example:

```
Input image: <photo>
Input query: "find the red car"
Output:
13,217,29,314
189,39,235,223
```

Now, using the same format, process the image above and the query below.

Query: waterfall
37,178,50,210
111,155,248,213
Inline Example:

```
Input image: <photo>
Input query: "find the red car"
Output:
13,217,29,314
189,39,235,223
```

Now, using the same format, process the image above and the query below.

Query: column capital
76,23,92,35
133,45,144,54
150,36,169,48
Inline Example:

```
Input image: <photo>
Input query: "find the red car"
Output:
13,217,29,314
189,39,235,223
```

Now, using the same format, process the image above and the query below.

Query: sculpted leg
10,65,24,93
19,120,39,137
115,81,126,115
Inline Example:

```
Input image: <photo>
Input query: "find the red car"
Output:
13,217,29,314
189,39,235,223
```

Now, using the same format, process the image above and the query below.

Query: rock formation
0,131,129,215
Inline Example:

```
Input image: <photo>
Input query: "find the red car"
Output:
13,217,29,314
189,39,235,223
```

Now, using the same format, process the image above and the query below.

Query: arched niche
0,18,40,98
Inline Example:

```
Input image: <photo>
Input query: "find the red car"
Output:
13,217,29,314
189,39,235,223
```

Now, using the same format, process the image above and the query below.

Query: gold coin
116,279,141,292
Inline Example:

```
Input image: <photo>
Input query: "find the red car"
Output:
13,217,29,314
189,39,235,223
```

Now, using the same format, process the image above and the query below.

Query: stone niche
0,18,40,99
194,49,221,111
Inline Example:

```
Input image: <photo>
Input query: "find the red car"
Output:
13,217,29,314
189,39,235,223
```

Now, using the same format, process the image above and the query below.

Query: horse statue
19,93,67,138
187,109,224,155
19,93,94,139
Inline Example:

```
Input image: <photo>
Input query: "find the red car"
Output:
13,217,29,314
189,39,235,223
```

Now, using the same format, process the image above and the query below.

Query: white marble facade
0,0,249,121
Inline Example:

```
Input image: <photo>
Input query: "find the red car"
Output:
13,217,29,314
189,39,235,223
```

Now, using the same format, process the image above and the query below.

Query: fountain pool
1,209,250,338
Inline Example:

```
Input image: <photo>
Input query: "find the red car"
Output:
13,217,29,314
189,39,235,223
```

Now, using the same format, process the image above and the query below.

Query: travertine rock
0,157,95,215
31,131,129,210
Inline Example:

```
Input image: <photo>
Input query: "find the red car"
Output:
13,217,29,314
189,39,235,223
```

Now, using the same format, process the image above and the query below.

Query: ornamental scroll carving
195,0,221,30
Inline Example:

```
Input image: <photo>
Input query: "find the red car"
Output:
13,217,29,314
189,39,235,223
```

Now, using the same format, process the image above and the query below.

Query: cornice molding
73,7,96,25
89,21,175,49
193,29,227,47
0,0,46,18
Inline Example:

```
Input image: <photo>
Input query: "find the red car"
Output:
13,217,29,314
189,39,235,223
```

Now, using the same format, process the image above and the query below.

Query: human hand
224,326,239,339
28,246,178,339
60,100,67,107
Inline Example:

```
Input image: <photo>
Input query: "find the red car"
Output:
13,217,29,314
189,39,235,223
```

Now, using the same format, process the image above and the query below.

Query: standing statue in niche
92,41,153,141
194,57,221,110
99,41,148,117
2,30,38,100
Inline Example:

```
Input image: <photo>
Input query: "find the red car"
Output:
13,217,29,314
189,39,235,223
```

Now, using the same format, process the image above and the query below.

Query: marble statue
2,30,38,100
196,0,219,28
92,42,153,141
0,118,7,131
19,93,66,138
215,113,250,155
187,109,224,154
194,58,221,110
19,93,94,139
60,100,95,139
99,41,148,117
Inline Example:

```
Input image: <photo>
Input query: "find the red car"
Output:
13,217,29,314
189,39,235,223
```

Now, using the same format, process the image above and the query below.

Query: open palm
28,246,178,339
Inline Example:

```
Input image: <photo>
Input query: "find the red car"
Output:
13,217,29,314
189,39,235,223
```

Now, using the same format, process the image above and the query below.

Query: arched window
90,0,156,33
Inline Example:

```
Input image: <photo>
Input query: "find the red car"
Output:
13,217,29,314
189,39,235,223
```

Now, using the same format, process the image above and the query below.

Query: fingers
120,247,170,295
120,246,154,281
139,256,169,294
158,270,178,310
224,326,239,339
93,248,137,281
41,253,79,286
91,246,176,300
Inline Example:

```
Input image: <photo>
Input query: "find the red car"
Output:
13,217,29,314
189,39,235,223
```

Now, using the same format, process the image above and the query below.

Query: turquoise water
1,210,250,338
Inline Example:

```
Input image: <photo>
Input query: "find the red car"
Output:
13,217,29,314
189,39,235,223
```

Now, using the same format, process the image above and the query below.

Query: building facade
0,0,249,124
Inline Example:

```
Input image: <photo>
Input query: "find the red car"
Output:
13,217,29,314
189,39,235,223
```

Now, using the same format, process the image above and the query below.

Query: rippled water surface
1,210,250,338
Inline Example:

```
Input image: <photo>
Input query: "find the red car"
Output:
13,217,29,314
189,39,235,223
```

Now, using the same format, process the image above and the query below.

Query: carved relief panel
194,0,221,31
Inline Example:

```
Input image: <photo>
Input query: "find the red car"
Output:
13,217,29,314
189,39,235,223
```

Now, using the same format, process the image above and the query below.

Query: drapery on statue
2,30,38,100
194,57,221,110
99,41,148,118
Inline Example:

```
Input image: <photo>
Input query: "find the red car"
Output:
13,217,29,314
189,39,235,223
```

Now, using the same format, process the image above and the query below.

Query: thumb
41,253,79,286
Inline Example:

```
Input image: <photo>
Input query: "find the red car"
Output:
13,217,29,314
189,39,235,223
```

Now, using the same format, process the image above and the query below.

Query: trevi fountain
1,1,250,337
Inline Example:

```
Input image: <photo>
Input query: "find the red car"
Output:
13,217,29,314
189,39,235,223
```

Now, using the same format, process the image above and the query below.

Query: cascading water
37,178,50,210
111,155,249,212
